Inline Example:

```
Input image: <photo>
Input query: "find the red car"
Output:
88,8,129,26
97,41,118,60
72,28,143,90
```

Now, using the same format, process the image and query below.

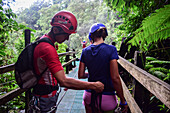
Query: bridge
0,30,170,113
57,64,86,113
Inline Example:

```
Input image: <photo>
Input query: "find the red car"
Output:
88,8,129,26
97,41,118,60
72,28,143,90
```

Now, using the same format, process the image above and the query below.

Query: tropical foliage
104,0,170,60
0,0,169,112
104,0,169,112
129,5,170,51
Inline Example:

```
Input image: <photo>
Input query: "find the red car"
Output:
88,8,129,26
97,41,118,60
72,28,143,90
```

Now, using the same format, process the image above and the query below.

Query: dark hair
90,28,107,41
112,42,116,46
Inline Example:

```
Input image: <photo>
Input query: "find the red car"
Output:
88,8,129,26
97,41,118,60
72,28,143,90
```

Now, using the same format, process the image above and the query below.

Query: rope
47,72,78,113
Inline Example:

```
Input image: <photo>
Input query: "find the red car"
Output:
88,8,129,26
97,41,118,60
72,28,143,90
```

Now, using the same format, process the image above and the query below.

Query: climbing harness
28,96,41,113
114,107,122,113
90,90,103,113
28,85,61,113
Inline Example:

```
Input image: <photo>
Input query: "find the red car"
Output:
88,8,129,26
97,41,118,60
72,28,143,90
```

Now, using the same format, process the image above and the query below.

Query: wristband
120,101,127,105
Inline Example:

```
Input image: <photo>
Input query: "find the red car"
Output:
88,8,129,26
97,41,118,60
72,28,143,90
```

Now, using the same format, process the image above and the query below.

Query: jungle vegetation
0,0,169,112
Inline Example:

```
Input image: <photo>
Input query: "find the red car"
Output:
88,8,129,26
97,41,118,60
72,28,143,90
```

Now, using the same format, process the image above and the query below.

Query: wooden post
69,50,72,71
24,29,31,47
24,29,31,113
133,51,150,113
73,49,76,67
66,48,69,74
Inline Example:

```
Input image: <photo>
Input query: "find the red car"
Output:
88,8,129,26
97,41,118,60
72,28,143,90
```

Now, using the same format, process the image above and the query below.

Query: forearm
54,68,103,92
60,77,95,90
112,77,126,103
110,60,126,103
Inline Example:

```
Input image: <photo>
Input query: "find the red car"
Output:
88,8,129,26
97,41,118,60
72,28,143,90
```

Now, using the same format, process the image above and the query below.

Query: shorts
29,93,59,113
83,90,118,111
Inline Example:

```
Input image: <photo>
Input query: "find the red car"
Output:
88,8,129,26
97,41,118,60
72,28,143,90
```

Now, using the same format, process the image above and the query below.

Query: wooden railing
118,55,170,113
0,51,76,75
1,54,170,113
0,51,77,109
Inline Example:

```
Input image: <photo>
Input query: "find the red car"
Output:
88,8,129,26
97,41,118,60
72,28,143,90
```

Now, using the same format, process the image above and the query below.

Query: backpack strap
33,37,59,95
34,37,55,79
37,37,55,47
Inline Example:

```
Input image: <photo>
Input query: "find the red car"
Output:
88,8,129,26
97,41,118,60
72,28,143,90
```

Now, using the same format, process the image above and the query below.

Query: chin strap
52,28,68,41
52,29,69,41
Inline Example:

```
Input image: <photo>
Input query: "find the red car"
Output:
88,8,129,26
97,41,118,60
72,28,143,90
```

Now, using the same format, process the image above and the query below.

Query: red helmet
50,11,77,34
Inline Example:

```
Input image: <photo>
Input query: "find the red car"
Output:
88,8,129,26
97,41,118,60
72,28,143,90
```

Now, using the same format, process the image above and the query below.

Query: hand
55,44,58,50
64,88,68,91
119,104,128,113
94,81,104,93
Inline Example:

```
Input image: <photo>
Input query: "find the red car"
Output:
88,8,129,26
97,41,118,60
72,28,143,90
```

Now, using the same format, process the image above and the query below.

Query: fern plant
129,4,170,51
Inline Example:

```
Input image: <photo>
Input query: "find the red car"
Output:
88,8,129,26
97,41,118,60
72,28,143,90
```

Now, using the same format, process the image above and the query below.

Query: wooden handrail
0,51,76,74
0,88,27,105
0,52,76,106
118,56,170,109
62,58,77,67
58,51,76,57
0,64,15,74
120,77,142,113
1,53,169,112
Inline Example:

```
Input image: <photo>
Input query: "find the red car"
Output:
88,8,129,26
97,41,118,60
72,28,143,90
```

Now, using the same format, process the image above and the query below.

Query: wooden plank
63,58,77,67
0,52,76,74
120,77,142,113
58,51,76,57
0,64,15,74
118,56,170,109
0,88,27,105
0,58,77,105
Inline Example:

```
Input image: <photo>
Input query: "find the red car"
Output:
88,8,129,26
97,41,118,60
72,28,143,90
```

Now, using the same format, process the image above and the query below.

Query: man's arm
54,70,104,93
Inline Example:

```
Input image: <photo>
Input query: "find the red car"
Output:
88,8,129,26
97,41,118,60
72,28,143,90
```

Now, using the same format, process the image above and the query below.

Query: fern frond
150,71,167,79
142,5,170,31
129,4,170,50
146,56,157,61
117,0,125,9
149,67,169,73
111,0,118,8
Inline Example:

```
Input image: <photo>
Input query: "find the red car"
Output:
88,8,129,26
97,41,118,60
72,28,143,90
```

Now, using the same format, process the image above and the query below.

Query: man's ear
52,27,60,34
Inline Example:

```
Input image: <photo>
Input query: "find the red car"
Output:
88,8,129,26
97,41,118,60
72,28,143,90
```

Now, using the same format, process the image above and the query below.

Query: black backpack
15,38,54,89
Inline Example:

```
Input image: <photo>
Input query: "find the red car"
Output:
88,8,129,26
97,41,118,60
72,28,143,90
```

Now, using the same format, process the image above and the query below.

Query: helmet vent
51,11,77,33
69,26,74,30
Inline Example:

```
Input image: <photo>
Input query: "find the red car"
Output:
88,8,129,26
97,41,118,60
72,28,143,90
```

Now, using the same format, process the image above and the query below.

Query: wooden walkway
56,63,86,113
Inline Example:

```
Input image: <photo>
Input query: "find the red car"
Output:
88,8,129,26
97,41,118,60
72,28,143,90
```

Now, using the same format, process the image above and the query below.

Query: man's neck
47,32,55,43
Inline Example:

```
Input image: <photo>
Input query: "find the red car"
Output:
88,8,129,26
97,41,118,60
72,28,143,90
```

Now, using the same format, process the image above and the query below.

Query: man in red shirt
81,40,87,48
30,11,104,113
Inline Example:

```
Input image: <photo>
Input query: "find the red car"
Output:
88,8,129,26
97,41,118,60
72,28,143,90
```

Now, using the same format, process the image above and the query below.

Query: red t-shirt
81,41,87,48
33,35,63,98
